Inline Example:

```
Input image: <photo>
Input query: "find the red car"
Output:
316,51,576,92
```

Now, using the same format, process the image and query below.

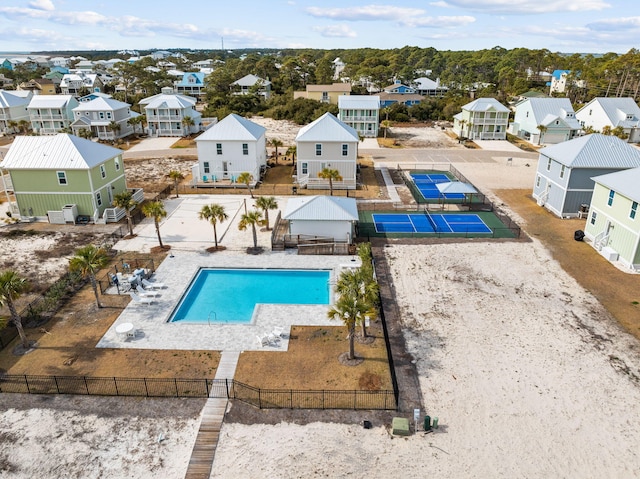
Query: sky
0,0,639,54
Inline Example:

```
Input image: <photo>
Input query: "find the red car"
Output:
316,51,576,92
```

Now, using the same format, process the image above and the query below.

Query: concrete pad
360,138,380,149
473,140,523,153
127,137,178,152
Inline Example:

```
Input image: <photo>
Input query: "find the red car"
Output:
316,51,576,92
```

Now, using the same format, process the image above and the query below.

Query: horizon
0,0,637,54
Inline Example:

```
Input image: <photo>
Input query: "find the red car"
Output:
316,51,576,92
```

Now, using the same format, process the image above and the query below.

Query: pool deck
97,252,361,352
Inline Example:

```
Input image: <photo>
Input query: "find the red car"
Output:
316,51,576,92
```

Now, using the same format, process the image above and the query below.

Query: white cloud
306,5,425,21
587,17,640,31
29,0,55,11
401,15,475,28
437,0,610,14
429,1,450,6
313,24,357,38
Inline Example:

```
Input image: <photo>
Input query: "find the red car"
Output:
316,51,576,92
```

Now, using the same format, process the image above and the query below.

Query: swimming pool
169,268,331,324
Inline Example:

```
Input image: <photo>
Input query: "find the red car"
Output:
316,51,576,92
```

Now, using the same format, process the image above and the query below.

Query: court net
423,207,438,232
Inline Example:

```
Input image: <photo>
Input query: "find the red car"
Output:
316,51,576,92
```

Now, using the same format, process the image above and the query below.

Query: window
115,158,120,171
546,158,552,171
216,143,222,155
242,143,248,155
57,171,67,185
631,201,638,219
342,144,348,156
96,192,102,207
608,189,615,207
315,144,322,156
106,112,112,119
301,162,308,175
526,111,529,118
203,161,210,174
100,165,106,179
536,175,541,187
590,211,597,225
560,165,565,179
99,112,104,119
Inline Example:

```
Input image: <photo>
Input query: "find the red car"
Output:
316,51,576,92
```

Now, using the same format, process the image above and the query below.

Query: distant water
0,52,32,57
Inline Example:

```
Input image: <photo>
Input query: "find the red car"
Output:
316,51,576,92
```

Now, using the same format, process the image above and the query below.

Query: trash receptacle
424,415,431,431
292,186,298,195
432,417,439,429
574,230,585,241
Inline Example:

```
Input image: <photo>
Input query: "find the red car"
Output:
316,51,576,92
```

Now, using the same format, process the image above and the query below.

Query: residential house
78,92,112,103
174,72,206,98
584,167,640,270
511,97,581,145
338,95,380,138
139,87,202,137
532,134,640,218
547,70,585,94
0,90,32,134
49,56,70,68
283,196,358,243
332,57,345,80
412,77,448,97
194,113,266,184
231,74,272,99
17,78,57,95
293,83,351,104
378,80,424,107
295,112,359,190
575,97,640,143
0,134,135,222
157,60,177,70
60,72,103,96
452,98,510,140
28,94,79,134
0,74,13,89
71,97,137,140
74,60,95,71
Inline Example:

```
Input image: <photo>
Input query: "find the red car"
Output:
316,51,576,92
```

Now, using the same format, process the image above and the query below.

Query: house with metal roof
283,195,358,243
28,94,79,135
412,77,448,97
584,167,640,270
0,90,32,134
511,97,581,145
174,72,206,98
293,83,351,104
139,87,202,137
0,134,134,223
71,96,138,140
295,112,359,190
338,95,380,138
532,134,640,218
231,74,271,99
194,114,266,185
452,98,509,140
575,97,640,143
60,72,103,96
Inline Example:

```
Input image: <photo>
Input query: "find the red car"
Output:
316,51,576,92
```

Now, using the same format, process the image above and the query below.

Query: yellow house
294,83,351,105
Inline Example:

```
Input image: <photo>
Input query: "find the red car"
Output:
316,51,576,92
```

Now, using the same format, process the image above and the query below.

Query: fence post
258,388,262,409
206,379,210,398
144,378,149,397
113,377,119,396
174,378,178,397
24,374,30,394
83,376,89,394
53,376,60,394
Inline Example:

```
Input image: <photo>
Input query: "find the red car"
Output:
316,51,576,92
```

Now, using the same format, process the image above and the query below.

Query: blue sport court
410,173,465,200
372,212,492,234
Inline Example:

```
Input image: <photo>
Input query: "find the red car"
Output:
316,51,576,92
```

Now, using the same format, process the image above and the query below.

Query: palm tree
69,245,110,308
168,170,184,198
182,115,195,136
107,121,121,143
238,209,263,249
0,271,30,349
537,124,548,144
112,190,137,237
327,280,373,361
237,171,255,198
381,119,392,139
254,196,278,230
318,167,343,196
286,145,297,167
269,138,283,165
198,203,228,249
7,120,18,135
458,119,468,140
142,201,167,249
127,116,140,135
78,127,93,139
17,120,30,134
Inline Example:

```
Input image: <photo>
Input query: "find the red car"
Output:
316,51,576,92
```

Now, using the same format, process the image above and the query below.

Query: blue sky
0,0,638,53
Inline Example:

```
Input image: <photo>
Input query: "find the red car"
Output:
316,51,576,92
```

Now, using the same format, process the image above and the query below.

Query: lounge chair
257,335,269,347
142,278,166,290
135,285,161,297
272,326,284,338
128,291,154,305
267,332,281,346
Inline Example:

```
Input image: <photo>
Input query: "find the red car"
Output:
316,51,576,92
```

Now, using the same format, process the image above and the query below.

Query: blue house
0,59,14,71
379,80,424,108
175,72,206,99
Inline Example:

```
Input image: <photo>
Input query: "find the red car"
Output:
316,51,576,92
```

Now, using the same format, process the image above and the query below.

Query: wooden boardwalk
184,351,240,479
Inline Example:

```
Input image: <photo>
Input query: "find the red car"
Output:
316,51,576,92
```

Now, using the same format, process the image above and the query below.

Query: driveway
127,137,178,152
473,140,524,153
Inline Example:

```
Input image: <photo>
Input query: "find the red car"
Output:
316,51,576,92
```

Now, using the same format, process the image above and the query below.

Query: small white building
0,90,32,134
338,95,380,138
28,94,79,135
575,97,640,143
283,195,358,244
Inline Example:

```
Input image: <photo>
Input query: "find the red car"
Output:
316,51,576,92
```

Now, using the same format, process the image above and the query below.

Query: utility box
62,204,78,224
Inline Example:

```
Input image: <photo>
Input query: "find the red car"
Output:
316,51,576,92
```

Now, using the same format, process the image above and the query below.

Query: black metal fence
0,374,396,410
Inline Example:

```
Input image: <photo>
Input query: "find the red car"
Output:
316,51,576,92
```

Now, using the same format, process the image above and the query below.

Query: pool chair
142,278,166,290
129,291,154,305
257,335,269,347
272,326,284,338
135,285,161,298
267,332,281,346
202,175,208,183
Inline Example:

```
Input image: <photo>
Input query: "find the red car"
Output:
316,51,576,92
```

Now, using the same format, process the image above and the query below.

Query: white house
511,97,581,145
139,87,202,137
338,95,380,138
283,195,358,243
452,98,510,140
575,97,640,143
60,72,103,96
295,112,359,190
71,97,138,140
28,94,79,135
0,90,32,134
194,113,266,184
412,77,448,97
231,74,271,99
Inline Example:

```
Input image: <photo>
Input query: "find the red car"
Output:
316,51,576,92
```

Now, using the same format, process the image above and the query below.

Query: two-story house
0,90,32,134
174,72,206,99
338,95,380,138
28,94,79,135
71,96,137,140
295,112,359,190
412,77,448,97
60,72,103,96
575,97,640,143
294,83,351,104
17,78,57,96
194,113,266,184
511,97,581,145
139,87,202,137
453,98,510,140
378,80,424,108
532,134,640,218
231,74,271,99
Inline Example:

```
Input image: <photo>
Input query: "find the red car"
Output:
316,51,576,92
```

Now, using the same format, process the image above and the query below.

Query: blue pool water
169,268,330,324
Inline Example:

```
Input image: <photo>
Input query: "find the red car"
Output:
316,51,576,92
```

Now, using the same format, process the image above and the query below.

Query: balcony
146,114,182,121
342,115,378,122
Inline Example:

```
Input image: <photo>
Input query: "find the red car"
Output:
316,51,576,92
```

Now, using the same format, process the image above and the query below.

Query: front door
222,162,228,178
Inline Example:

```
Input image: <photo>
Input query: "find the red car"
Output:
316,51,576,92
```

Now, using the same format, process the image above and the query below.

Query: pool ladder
207,311,217,327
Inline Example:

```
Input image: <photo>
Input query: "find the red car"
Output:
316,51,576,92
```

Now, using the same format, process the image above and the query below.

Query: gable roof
579,97,640,128
520,98,581,129
591,167,640,203
1,134,122,170
306,83,351,93
196,114,265,141
73,97,130,112
176,72,205,86
232,74,271,87
138,92,196,109
540,133,640,168
462,98,509,112
296,112,359,142
413,77,447,90
28,94,76,109
0,89,31,108
338,95,380,110
283,196,358,221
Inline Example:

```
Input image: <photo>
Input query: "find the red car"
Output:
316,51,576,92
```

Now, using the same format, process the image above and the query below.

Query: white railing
103,207,126,223
536,190,549,206
342,116,377,122
594,231,609,251
306,177,357,190
131,188,144,204
147,114,182,121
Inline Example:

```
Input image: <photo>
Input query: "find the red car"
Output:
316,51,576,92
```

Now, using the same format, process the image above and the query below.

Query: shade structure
435,181,477,194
